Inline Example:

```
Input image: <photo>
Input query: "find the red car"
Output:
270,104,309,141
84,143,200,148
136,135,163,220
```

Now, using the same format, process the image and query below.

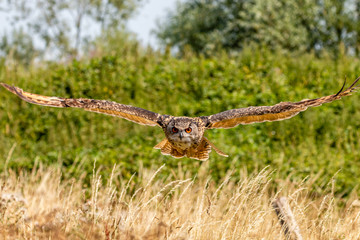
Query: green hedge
1,48,360,196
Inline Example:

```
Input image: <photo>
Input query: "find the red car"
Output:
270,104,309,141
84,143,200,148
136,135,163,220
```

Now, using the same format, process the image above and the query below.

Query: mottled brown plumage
1,76,359,160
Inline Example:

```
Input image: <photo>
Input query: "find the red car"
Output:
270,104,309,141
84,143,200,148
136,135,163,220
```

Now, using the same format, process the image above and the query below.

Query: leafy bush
0,47,359,196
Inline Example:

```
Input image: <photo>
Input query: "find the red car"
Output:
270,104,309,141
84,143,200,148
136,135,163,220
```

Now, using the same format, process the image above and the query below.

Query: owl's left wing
1,83,162,127
204,77,360,129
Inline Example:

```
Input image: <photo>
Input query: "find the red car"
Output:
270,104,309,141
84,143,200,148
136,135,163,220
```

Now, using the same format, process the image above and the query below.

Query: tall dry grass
0,160,359,239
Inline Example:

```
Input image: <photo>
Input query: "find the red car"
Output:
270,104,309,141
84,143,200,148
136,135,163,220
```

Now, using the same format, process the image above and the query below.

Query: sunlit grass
0,159,359,239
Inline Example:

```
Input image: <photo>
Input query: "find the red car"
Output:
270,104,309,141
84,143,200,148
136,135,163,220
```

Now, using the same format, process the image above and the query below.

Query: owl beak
179,132,184,140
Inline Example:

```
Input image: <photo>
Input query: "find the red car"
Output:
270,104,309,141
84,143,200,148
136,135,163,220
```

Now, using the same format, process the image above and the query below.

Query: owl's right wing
204,77,360,129
1,83,163,127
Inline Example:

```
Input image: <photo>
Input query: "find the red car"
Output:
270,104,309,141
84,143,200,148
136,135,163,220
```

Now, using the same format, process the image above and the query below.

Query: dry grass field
0,159,359,240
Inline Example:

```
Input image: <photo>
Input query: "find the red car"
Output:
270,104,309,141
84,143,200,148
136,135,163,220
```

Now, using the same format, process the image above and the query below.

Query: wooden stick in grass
272,197,303,240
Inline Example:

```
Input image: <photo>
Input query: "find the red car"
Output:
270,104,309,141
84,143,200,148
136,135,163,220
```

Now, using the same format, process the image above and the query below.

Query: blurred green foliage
0,46,360,196
156,0,360,57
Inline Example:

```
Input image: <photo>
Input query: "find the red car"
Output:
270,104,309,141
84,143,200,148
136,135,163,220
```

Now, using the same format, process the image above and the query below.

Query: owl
1,77,359,161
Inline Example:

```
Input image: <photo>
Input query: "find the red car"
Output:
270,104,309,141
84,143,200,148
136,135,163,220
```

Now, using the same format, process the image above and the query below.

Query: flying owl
1,77,359,161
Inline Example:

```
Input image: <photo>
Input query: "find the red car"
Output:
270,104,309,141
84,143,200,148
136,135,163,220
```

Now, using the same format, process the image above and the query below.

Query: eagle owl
1,77,359,161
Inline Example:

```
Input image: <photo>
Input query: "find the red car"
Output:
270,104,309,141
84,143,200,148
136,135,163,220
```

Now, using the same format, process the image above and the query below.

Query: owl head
164,117,203,150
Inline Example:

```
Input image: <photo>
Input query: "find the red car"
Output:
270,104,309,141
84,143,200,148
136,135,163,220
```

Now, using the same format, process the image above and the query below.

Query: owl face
165,117,202,150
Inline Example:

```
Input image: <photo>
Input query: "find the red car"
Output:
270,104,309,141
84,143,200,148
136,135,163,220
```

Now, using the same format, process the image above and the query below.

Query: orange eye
172,127,179,133
185,127,192,133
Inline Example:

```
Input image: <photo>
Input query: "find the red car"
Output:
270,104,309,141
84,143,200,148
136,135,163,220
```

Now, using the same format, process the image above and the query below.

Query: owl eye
172,127,179,133
185,127,192,133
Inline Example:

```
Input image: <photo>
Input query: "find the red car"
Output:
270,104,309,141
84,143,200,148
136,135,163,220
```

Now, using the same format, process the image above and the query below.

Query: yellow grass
0,160,359,239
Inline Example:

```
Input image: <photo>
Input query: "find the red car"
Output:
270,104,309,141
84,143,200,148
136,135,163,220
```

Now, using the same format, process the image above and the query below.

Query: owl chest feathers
168,135,200,151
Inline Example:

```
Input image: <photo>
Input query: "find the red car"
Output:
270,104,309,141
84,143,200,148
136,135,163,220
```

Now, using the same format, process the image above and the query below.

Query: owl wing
1,83,162,127
205,77,360,129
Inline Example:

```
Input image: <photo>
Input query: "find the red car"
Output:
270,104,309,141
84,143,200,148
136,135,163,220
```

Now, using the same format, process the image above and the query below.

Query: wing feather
1,83,162,127
206,77,360,129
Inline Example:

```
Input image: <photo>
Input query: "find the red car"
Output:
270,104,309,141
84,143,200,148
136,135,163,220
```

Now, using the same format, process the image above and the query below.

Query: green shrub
1,47,359,196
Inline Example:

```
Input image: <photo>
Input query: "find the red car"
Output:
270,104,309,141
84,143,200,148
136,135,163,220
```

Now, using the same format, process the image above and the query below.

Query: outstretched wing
1,83,162,127
205,77,360,129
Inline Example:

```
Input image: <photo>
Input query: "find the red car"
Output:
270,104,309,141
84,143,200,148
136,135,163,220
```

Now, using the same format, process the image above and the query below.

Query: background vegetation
1,45,360,197
0,0,359,203
156,0,360,57
0,0,143,62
